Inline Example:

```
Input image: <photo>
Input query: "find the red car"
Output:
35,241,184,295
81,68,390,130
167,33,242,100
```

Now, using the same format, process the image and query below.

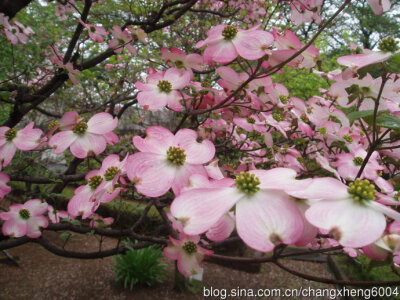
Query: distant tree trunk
0,0,33,19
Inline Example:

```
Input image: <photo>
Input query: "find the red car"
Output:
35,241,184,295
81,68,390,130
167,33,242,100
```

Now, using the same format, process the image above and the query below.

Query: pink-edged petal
178,253,202,277
60,111,79,130
70,134,107,158
236,190,304,252
165,68,190,89
293,200,319,247
172,164,207,196
137,90,168,111
171,187,242,235
100,154,121,172
367,201,400,221
0,142,16,167
2,219,27,238
13,122,42,150
206,213,235,242
26,216,48,238
234,31,273,60
288,177,349,201
363,243,389,260
337,52,392,69
87,113,118,134
24,199,48,216
305,199,386,248
203,40,238,64
127,152,176,197
175,129,215,164
49,130,77,154
0,172,11,198
249,168,311,192
132,126,174,154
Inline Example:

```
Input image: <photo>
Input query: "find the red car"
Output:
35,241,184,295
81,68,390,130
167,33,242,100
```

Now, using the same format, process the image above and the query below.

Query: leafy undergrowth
337,254,400,299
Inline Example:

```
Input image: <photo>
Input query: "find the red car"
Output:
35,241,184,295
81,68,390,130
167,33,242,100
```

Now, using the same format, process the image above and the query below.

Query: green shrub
112,244,167,290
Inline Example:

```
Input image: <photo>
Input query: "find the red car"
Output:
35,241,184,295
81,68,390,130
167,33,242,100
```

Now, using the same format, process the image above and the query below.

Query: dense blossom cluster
1,0,400,281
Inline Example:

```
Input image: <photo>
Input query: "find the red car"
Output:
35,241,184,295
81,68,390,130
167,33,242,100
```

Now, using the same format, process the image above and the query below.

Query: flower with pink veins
78,19,107,43
163,233,213,277
0,199,48,238
127,126,215,197
0,172,11,199
89,154,127,205
161,47,204,78
49,112,118,159
269,29,319,68
331,145,383,181
136,68,191,111
196,24,273,64
367,0,391,15
363,221,400,264
338,37,398,71
233,114,267,133
0,122,43,168
289,178,400,248
171,168,311,252
108,25,136,54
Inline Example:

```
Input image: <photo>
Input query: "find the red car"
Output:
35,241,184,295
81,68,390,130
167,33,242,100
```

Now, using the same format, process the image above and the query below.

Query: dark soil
0,231,337,300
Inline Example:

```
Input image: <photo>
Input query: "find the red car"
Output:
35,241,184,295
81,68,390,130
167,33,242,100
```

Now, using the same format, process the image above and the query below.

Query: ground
0,231,337,300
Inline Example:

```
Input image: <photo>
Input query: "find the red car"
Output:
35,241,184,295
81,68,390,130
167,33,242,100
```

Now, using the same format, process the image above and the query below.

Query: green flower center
19,209,30,220
90,26,96,33
272,112,284,122
279,95,289,104
222,25,238,41
378,37,399,53
88,175,103,190
343,134,353,143
246,117,256,124
235,172,261,195
72,121,88,136
166,146,186,166
118,38,125,46
104,166,120,181
348,178,376,203
48,121,60,130
353,156,364,166
300,114,309,123
5,128,17,141
318,128,327,136
182,241,197,255
174,60,185,69
157,80,172,94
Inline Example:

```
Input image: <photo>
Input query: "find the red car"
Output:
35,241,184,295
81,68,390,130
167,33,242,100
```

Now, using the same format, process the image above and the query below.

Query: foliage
112,244,167,290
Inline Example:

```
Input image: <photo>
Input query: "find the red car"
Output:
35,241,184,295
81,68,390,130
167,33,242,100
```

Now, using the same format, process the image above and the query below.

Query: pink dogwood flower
0,122,43,168
163,233,213,277
196,24,273,64
127,126,215,197
49,112,118,158
171,168,311,252
0,172,11,198
290,178,400,248
108,25,136,54
0,199,48,238
78,19,107,43
136,68,191,111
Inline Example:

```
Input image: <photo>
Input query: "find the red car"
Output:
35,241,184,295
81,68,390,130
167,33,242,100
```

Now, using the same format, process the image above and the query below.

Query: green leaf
376,114,400,130
346,110,374,124
357,63,385,79
60,231,70,242
384,53,400,74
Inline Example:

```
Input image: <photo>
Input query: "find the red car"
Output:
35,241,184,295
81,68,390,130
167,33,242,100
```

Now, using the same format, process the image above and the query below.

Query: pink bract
0,199,48,238
49,112,118,158
127,126,215,197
